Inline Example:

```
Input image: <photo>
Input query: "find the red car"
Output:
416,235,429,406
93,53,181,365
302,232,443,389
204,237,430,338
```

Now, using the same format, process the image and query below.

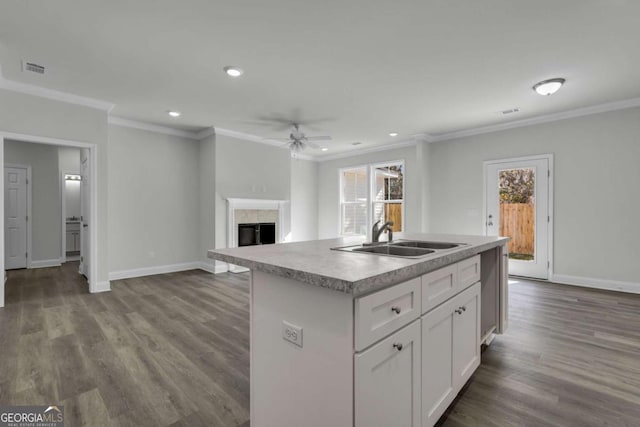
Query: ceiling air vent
500,108,520,115
22,61,45,75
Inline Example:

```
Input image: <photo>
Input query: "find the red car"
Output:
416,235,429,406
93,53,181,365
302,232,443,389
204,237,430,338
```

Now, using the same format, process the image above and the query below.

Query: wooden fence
384,204,403,231
500,203,534,256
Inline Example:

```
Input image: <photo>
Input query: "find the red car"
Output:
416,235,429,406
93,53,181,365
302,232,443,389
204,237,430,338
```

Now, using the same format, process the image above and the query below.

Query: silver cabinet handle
393,343,403,351
391,306,401,315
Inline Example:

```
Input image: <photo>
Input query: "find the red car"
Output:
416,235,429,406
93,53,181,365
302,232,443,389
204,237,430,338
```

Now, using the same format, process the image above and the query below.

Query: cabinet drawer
421,263,458,314
355,277,421,351
66,222,80,232
458,255,481,289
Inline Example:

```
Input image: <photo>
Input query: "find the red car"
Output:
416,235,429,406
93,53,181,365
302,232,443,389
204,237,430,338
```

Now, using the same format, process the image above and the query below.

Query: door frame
482,154,554,281
0,132,99,307
4,164,32,269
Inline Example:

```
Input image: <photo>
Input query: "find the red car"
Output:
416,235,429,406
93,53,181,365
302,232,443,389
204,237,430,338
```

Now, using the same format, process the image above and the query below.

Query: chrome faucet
372,220,394,243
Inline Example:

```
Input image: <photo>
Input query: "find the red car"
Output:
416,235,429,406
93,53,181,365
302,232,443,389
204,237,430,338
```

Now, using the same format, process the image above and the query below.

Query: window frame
338,159,405,239
338,164,369,237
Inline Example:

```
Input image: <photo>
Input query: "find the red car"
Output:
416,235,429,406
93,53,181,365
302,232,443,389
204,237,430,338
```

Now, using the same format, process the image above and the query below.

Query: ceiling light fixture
224,66,244,77
532,78,565,96
389,132,399,137
321,147,329,152
167,110,181,117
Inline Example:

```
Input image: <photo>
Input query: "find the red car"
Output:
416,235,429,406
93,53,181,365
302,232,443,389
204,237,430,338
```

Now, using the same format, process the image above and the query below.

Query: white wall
214,133,291,249
107,124,200,274
290,157,318,242
199,133,216,270
4,140,61,263
428,107,640,284
317,144,424,239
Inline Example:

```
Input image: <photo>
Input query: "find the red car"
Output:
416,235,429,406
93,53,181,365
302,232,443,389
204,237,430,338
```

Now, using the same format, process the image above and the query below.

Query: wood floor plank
3,262,640,427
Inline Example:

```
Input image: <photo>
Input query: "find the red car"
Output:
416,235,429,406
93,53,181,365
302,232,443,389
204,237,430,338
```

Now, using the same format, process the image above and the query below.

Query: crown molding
429,97,640,143
0,66,115,112
196,127,216,140
315,137,420,162
108,116,201,140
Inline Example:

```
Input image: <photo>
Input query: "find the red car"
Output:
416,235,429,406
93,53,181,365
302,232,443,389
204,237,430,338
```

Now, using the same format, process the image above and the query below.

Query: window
339,161,404,237
340,167,368,235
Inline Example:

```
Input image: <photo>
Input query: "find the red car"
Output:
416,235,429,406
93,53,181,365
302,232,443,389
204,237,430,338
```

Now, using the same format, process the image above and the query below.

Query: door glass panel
499,168,535,261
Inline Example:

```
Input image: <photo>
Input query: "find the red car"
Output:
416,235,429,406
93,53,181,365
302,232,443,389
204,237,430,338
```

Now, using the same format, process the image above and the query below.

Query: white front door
79,148,90,277
485,156,551,279
4,167,28,270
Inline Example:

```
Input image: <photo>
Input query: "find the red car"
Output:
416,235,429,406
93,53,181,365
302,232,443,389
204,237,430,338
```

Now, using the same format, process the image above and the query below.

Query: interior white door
79,149,90,277
4,167,28,270
485,157,550,279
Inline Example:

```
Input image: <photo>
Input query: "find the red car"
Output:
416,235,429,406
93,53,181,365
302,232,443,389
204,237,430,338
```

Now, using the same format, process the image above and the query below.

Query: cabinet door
74,232,80,252
66,232,75,251
355,320,420,427
453,282,481,390
421,298,458,427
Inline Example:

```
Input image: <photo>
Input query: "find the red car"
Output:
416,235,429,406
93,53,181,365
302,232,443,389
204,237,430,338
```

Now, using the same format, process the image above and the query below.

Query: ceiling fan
269,123,332,152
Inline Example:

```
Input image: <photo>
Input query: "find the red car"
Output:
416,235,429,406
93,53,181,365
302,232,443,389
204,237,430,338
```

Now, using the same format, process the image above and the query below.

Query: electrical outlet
282,321,303,347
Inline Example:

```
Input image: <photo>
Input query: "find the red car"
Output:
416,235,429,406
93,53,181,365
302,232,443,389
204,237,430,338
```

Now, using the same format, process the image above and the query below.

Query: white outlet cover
282,321,303,347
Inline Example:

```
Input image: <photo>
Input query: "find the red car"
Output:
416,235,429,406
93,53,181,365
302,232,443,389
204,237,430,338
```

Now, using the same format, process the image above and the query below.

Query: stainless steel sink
352,246,435,257
331,239,466,258
391,241,460,250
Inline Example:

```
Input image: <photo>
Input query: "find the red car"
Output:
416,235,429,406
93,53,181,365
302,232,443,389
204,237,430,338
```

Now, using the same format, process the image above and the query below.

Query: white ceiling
1,0,639,156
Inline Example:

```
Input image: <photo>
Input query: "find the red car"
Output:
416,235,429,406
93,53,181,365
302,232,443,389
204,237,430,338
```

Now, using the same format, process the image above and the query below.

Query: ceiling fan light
533,78,565,96
167,110,181,117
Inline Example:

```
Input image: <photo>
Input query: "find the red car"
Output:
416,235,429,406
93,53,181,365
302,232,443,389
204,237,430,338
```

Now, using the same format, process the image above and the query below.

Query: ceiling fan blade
306,141,322,149
263,137,292,142
305,136,332,141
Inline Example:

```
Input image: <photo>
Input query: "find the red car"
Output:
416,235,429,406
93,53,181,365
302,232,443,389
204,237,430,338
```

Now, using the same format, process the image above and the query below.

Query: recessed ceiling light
224,66,244,77
321,147,329,152
533,78,565,96
389,132,399,137
167,110,181,117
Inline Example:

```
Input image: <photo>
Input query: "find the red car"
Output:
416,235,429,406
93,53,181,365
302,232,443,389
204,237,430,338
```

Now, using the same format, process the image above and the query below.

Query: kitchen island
208,233,509,427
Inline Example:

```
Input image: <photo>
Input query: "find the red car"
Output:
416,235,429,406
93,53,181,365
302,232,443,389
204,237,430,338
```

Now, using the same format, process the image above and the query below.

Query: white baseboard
91,281,111,293
552,274,640,294
30,259,63,269
108,261,201,281
198,261,229,274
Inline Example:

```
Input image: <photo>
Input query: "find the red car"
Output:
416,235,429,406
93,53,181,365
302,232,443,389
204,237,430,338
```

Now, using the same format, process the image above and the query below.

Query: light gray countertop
208,233,509,296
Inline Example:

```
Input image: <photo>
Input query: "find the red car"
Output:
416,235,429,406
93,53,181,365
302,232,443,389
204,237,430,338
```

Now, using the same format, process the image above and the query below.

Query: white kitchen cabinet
452,283,481,389
355,320,421,427
66,222,81,252
355,277,421,351
422,282,481,427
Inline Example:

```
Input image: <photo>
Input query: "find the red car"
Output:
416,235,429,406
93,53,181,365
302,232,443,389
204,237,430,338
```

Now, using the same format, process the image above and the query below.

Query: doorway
0,132,99,308
484,155,553,280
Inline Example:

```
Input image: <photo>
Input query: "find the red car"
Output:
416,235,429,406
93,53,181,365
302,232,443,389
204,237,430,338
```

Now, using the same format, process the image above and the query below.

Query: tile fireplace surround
225,198,287,272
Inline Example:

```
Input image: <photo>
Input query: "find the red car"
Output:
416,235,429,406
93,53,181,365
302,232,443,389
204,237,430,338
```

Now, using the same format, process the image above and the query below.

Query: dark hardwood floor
1,264,639,426
0,262,250,427
439,277,640,427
